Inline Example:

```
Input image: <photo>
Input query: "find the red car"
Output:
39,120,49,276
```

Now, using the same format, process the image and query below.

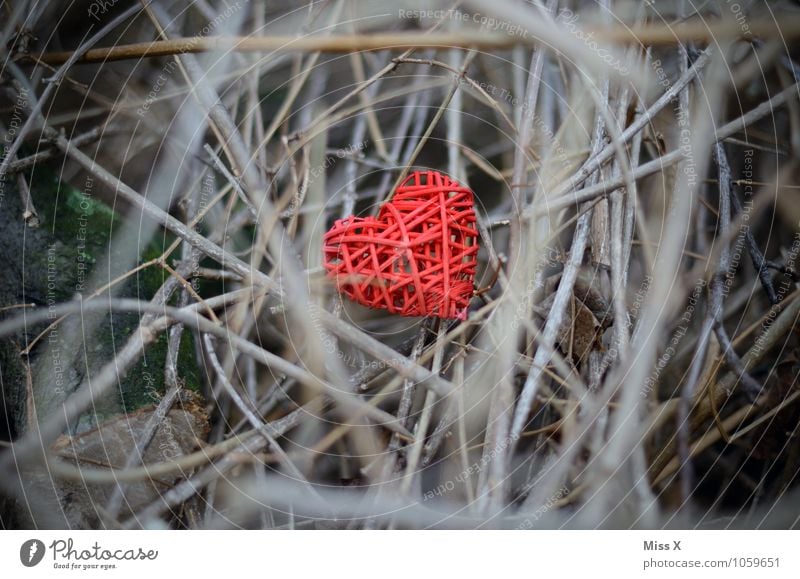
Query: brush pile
1,0,800,529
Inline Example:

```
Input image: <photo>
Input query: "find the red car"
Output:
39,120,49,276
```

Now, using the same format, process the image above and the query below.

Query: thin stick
46,406,306,484
202,333,322,501
529,79,800,216
399,321,448,496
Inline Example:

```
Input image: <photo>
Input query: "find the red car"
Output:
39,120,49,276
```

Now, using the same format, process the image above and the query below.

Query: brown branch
27,17,800,66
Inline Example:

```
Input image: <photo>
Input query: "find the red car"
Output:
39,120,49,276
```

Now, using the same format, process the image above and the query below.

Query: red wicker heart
323,170,479,319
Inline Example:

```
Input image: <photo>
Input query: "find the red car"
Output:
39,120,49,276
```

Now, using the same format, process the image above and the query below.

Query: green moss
25,168,204,420
32,172,117,258
0,337,26,439
121,329,201,412
137,245,169,298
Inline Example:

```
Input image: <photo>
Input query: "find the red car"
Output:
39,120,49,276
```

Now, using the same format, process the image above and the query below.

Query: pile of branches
1,0,800,529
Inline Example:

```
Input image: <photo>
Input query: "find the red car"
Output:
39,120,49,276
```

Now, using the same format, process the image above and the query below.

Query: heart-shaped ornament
323,170,479,319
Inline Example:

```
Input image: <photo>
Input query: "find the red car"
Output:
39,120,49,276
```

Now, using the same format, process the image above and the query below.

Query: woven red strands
323,170,479,320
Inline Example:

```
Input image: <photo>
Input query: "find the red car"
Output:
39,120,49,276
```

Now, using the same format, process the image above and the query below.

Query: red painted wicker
323,170,479,319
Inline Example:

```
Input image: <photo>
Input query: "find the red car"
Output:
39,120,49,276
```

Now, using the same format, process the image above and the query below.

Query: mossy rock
1,168,202,435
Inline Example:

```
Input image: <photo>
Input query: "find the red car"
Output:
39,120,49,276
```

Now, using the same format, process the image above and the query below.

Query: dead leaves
559,296,608,363
535,273,613,366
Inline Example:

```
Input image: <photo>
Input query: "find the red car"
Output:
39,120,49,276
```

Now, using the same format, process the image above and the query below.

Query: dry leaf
557,296,605,364
34,391,208,528
535,275,611,365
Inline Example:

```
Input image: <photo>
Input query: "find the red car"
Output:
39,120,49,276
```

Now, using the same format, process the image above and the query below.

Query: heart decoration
323,170,479,320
